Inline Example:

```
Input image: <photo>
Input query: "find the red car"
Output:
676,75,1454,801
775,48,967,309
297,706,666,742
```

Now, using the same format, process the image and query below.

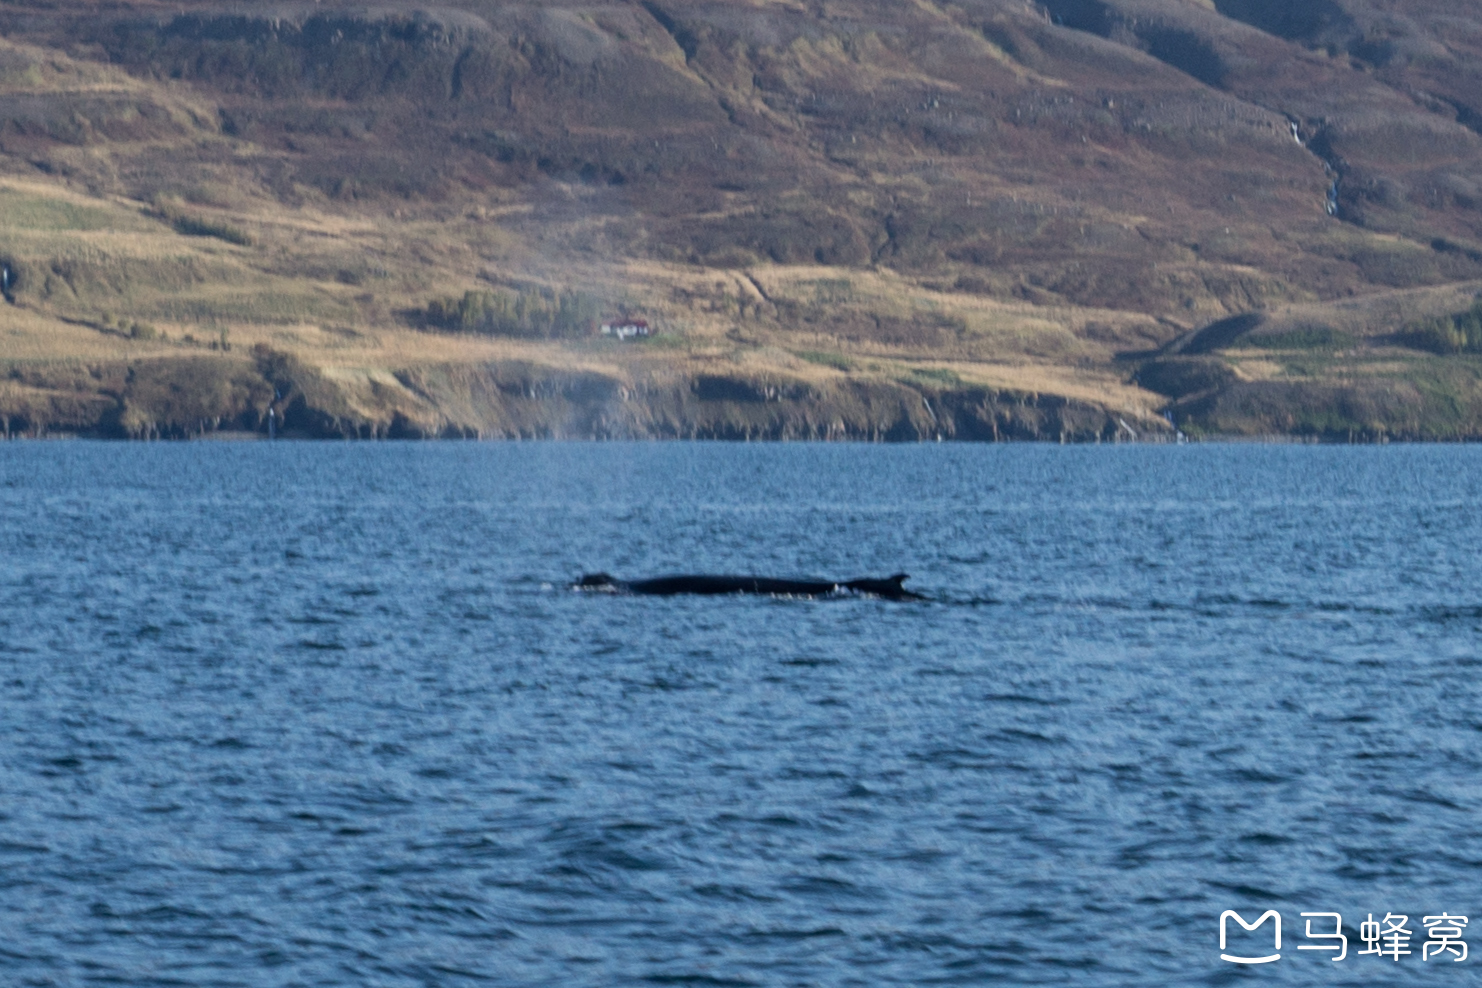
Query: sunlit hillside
5,0,1482,438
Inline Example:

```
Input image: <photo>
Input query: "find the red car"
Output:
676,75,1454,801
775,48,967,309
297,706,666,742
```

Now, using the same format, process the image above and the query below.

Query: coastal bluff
0,349,1144,442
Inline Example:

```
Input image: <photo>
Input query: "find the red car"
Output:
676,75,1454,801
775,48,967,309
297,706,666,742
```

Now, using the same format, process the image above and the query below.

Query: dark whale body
576,572,925,601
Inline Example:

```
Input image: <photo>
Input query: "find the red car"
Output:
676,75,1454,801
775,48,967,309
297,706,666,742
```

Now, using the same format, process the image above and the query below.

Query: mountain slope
4,0,1482,438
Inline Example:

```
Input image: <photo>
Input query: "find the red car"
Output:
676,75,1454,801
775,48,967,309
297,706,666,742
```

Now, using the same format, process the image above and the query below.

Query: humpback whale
575,572,925,601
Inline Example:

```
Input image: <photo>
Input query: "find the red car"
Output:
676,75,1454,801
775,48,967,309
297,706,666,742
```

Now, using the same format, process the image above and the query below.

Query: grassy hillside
5,0,1482,438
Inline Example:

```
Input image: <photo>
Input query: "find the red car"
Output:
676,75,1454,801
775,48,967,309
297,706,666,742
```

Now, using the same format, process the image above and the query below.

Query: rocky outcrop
1173,376,1482,441
1133,357,1241,401
1133,301,1482,440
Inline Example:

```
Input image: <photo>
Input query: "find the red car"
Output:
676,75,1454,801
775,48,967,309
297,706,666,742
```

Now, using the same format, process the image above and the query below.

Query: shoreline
4,432,1476,445
9,346,1482,444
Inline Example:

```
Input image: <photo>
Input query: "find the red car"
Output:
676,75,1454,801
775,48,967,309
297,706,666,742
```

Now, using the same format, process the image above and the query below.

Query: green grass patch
0,187,149,233
793,349,853,371
801,278,855,304
1247,326,1355,350
639,332,686,349
908,366,962,385
143,288,357,325
1397,301,1482,355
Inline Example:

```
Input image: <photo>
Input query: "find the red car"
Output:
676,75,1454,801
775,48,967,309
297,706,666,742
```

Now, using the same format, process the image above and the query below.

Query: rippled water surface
3,442,1482,986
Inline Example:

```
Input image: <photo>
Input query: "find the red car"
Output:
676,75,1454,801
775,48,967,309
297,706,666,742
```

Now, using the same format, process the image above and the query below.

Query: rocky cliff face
1,350,1137,442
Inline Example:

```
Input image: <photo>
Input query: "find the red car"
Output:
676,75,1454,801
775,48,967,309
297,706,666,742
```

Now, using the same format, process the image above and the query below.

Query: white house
600,319,650,340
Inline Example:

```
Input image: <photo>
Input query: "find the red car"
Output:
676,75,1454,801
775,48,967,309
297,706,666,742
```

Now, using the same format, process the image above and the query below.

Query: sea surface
2,441,1481,987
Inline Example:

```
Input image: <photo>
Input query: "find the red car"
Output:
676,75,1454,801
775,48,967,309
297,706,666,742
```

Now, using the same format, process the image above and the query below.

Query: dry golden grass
7,141,1468,440
6,2,1482,439
0,169,1166,438
1258,282,1482,340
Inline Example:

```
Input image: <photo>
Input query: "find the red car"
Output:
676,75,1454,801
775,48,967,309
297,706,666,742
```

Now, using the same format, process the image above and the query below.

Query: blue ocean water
2,441,1481,986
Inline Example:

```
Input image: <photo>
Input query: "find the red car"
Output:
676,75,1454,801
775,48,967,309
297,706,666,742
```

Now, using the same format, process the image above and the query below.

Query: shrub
910,366,962,386
169,213,254,246
422,287,601,339
150,197,253,246
794,350,853,371
1248,326,1355,350
1398,303,1482,354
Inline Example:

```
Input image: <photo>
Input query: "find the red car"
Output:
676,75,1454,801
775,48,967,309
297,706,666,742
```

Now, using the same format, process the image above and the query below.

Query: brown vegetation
6,1,1482,438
